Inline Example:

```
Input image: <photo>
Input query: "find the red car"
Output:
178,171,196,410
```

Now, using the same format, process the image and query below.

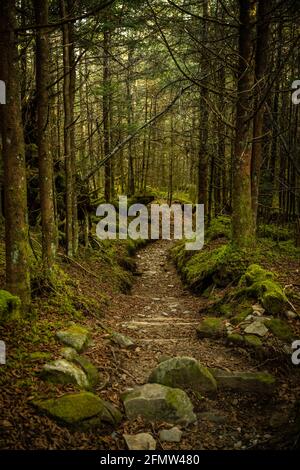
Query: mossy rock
210,368,275,395
123,383,196,426
196,317,226,339
56,324,90,352
148,357,217,393
231,308,252,325
265,318,294,343
0,290,21,323
60,347,99,387
238,264,288,315
227,333,245,346
72,355,99,388
41,359,90,389
33,392,122,427
244,335,263,348
171,243,249,293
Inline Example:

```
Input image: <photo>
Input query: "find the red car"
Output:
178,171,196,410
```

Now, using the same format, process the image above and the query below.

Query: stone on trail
210,368,275,395
148,356,217,393
122,383,197,425
244,320,268,337
196,317,226,339
110,331,135,349
159,427,183,443
41,359,90,389
124,433,156,450
56,324,90,352
33,392,122,427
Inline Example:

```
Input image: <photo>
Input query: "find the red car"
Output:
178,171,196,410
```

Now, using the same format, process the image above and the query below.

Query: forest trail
107,240,258,384
97,240,291,449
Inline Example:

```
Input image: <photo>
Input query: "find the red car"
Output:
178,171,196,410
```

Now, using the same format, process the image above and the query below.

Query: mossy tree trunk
232,0,256,249
0,0,31,310
34,0,57,270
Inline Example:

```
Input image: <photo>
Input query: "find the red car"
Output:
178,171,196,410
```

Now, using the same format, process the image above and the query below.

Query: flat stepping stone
56,324,90,352
124,433,156,450
122,383,196,426
148,356,217,393
159,427,183,443
210,368,275,395
33,392,122,427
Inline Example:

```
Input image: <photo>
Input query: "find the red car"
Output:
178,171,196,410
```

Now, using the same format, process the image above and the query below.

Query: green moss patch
237,264,289,315
266,318,294,343
196,317,226,339
0,290,21,323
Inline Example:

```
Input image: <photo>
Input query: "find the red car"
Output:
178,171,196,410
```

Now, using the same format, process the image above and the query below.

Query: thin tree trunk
251,0,271,230
34,0,57,270
232,0,256,248
60,0,73,257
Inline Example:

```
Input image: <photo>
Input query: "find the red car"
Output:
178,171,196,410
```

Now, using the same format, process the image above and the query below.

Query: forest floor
1,237,300,450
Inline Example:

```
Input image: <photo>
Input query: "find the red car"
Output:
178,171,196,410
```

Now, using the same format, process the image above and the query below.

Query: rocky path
107,240,257,384
100,240,294,449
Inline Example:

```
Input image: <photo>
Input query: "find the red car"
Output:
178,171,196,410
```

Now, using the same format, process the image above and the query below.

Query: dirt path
99,240,296,449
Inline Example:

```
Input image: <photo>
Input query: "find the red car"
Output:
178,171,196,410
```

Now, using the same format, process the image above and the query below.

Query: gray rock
110,332,135,349
33,392,122,427
148,357,217,393
285,310,297,320
56,324,90,352
244,320,268,337
60,348,99,388
41,359,90,389
210,368,275,395
124,433,156,450
159,427,183,443
122,383,197,425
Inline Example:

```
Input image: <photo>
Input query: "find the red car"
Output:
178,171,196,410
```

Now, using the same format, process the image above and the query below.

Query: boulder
124,433,156,450
159,427,183,443
60,347,99,387
56,324,90,352
122,383,196,426
110,332,135,349
210,368,275,395
196,317,226,339
33,392,122,427
148,357,217,393
41,359,90,389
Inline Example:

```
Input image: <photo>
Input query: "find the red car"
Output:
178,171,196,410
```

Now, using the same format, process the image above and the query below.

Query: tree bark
251,0,271,230
0,0,31,309
232,0,256,248
34,0,57,270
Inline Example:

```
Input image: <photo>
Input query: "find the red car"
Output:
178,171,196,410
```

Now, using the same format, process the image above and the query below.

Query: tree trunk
0,0,31,309
60,0,73,257
251,0,271,231
34,0,57,270
232,0,256,248
103,23,111,201
197,0,209,213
